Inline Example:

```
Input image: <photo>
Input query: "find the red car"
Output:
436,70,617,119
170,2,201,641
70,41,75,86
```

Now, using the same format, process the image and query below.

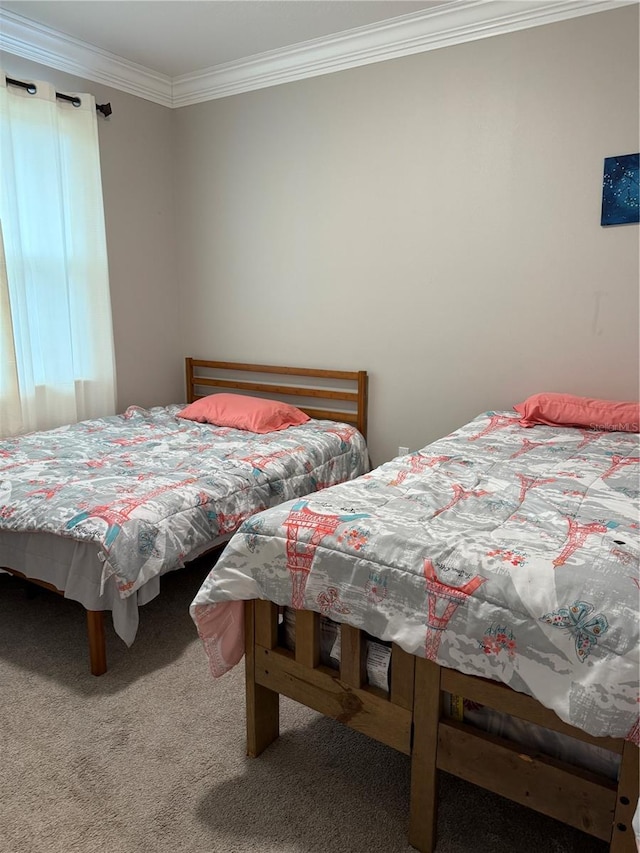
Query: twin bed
0,358,369,674
191,405,640,852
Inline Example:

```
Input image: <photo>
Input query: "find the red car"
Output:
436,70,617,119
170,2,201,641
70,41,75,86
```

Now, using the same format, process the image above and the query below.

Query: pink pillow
177,393,310,433
514,393,640,432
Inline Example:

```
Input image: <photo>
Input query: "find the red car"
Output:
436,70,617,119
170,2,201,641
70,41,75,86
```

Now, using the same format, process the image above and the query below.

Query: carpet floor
0,564,605,853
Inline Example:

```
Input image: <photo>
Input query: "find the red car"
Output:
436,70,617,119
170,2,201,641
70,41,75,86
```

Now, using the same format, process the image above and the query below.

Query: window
0,76,116,437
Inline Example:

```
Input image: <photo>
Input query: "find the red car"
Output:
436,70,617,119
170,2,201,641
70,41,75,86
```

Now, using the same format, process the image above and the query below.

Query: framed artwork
601,153,639,226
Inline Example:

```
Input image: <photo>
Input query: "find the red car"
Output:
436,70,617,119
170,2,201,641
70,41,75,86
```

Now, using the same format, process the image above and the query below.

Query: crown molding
172,0,637,106
1,1,636,109
0,8,173,107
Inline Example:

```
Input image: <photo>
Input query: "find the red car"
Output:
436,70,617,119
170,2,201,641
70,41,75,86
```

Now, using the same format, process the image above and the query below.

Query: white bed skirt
0,531,226,646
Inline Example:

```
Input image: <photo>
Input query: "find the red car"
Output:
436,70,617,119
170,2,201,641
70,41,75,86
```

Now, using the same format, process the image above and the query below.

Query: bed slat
340,624,366,688
191,376,358,402
295,610,320,668
390,644,415,711
294,407,359,424
190,359,362,380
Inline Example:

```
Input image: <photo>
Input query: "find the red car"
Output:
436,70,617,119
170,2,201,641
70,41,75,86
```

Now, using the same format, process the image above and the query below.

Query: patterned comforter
191,411,639,743
0,405,369,598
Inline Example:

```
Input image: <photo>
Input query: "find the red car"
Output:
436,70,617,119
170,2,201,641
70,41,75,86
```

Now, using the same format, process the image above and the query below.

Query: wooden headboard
185,358,368,439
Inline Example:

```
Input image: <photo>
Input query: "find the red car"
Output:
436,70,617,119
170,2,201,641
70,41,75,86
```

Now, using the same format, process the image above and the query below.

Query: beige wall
174,6,639,465
3,7,638,463
0,54,183,412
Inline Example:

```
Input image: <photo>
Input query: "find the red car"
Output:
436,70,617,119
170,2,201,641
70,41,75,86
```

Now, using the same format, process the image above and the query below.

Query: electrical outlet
398,446,410,456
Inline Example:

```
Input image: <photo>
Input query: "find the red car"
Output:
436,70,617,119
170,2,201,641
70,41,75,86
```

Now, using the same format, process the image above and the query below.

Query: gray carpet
0,564,603,853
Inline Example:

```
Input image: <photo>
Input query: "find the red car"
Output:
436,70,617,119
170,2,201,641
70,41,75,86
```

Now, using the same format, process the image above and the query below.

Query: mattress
0,404,369,643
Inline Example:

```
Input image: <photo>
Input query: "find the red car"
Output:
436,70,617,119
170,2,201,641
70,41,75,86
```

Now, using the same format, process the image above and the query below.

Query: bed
191,407,640,852
0,358,369,675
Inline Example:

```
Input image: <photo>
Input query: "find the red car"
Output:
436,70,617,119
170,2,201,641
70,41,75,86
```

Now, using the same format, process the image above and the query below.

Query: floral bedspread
192,411,639,743
0,405,369,598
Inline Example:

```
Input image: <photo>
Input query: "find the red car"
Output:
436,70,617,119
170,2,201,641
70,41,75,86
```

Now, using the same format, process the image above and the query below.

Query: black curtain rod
5,76,112,117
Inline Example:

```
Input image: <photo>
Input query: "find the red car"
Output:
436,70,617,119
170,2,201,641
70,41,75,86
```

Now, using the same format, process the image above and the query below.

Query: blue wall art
601,153,639,226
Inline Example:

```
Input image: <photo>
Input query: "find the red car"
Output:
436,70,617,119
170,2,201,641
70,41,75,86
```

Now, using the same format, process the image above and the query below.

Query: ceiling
0,0,632,106
0,1,443,77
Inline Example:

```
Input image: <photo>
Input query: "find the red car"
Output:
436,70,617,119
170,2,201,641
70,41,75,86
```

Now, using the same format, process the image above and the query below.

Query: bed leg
86,609,107,676
610,741,639,853
245,601,279,758
409,657,442,853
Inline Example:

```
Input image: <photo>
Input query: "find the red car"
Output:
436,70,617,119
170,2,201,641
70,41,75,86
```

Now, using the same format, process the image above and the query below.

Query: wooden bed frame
2,358,368,676
245,599,639,853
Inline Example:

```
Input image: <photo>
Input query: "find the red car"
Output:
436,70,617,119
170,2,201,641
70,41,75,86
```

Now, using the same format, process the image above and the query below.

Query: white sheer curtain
0,75,116,438
0,221,21,436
